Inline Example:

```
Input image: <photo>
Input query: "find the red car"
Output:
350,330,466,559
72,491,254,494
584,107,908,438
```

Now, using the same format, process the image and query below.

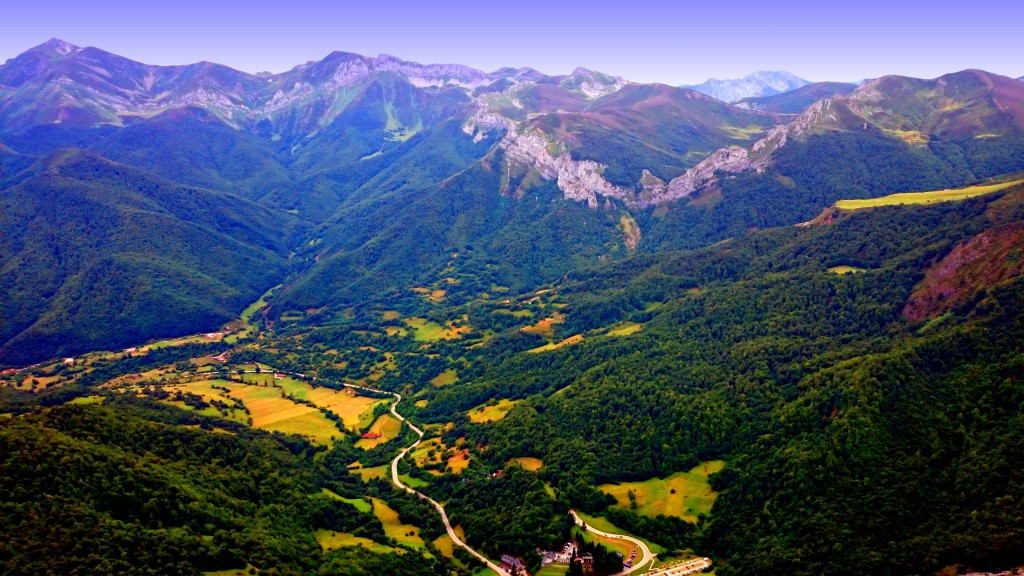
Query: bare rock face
644,98,841,206
501,127,632,208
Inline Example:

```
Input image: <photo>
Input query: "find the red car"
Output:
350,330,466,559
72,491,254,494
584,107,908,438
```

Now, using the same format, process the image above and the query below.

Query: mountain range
3,38,1024,576
2,39,1024,365
682,70,811,102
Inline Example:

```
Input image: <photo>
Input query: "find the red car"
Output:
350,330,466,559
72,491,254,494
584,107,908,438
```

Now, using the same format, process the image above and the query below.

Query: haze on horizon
2,0,1022,85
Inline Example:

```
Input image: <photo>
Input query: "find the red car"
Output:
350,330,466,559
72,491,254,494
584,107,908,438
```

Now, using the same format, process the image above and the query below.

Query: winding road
570,509,656,575
385,391,509,575
183,367,668,576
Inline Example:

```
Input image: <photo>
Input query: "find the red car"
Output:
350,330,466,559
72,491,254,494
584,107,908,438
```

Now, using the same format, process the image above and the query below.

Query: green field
598,460,725,522
574,511,666,555
606,322,643,336
574,526,635,560
355,414,403,449
402,317,468,341
68,395,105,405
835,178,1022,210
240,285,279,324
536,563,570,576
315,530,395,553
400,474,429,489
320,489,373,513
430,369,459,387
467,399,520,423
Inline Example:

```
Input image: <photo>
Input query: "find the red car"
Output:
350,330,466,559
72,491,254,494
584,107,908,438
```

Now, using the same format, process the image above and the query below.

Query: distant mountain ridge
3,39,1024,364
682,71,811,102
734,82,858,114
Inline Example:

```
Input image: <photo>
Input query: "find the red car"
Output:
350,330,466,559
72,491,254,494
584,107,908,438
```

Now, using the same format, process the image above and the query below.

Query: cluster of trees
0,396,470,575
400,185,1024,572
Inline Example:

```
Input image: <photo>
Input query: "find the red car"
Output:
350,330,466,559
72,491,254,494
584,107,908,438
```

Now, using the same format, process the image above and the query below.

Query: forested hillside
2,38,1024,576
0,149,301,364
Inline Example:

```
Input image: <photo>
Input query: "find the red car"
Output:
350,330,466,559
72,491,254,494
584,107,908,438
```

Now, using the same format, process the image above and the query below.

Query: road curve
184,369,506,573
570,509,656,575
386,391,508,575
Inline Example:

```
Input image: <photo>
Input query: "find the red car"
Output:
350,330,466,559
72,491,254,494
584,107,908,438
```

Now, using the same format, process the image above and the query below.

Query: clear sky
2,0,1022,85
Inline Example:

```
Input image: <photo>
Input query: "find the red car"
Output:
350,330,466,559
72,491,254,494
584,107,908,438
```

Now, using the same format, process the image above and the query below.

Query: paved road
570,509,656,575
184,369,505,573
386,391,508,575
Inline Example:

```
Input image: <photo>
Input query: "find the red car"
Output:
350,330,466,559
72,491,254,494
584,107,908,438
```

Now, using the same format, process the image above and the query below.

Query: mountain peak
684,70,811,103
34,38,81,56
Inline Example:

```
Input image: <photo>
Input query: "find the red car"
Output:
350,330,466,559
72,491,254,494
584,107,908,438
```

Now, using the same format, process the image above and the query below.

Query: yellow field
835,178,1022,210
528,334,583,354
510,457,543,471
521,313,564,338
409,437,446,465
263,376,381,429
598,460,725,522
430,369,459,387
163,380,344,445
447,448,471,474
315,530,395,553
433,534,456,558
349,464,389,481
68,395,105,405
467,399,519,423
607,322,643,336
381,310,402,320
828,265,866,275
355,414,402,449
371,497,424,547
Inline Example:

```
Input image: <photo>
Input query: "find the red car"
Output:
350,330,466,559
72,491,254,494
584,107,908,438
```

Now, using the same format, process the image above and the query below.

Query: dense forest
4,44,1024,576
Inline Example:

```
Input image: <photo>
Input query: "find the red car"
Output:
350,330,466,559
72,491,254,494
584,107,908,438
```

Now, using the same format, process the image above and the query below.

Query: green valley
2,37,1024,576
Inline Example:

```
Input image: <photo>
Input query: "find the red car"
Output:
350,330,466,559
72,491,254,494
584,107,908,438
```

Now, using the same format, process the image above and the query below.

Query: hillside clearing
598,460,725,522
355,414,402,449
468,399,519,423
835,178,1022,210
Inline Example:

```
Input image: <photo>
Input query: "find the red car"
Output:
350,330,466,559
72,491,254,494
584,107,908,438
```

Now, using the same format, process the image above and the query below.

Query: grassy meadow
835,178,1022,210
598,460,725,522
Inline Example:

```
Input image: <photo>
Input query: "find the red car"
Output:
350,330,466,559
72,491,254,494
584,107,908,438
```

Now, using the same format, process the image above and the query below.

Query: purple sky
2,0,1022,84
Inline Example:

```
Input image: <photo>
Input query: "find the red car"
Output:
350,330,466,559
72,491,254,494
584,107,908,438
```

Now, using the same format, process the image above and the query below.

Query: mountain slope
640,70,1024,230
735,81,857,114
683,71,810,102
0,150,301,364
413,182,1024,575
